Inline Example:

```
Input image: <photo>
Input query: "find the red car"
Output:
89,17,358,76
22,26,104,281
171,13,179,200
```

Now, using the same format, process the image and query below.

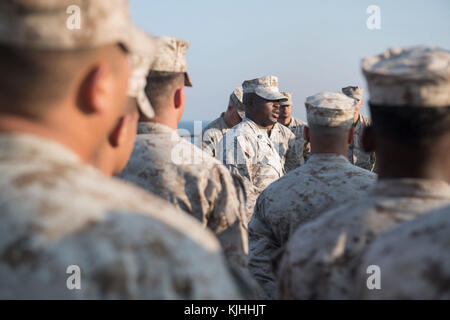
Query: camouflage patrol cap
342,86,363,102
280,92,293,106
230,87,245,118
127,30,159,118
305,92,357,127
242,75,287,102
0,0,156,56
362,46,450,107
151,36,193,87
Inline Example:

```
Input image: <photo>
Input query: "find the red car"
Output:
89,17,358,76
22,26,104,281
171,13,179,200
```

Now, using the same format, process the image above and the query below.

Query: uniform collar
138,121,176,135
241,117,269,137
0,133,82,165
307,153,349,165
371,178,450,200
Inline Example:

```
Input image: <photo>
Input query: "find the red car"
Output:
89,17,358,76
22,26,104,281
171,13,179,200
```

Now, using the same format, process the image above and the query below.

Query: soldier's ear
362,125,376,152
174,86,185,110
303,126,310,143
79,64,112,114
109,116,127,148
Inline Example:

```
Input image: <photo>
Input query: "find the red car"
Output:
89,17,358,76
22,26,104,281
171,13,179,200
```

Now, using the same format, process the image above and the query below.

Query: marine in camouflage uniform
0,134,243,299
249,92,376,299
342,86,377,172
119,122,249,271
202,87,246,158
279,92,311,162
0,0,242,299
356,205,450,299
277,46,450,300
216,76,288,221
118,36,252,288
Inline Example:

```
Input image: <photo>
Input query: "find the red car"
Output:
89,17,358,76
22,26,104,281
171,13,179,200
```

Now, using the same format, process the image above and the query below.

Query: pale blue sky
130,0,450,121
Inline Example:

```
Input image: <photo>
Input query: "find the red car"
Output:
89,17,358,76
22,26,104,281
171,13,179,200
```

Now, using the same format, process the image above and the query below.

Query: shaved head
0,44,127,118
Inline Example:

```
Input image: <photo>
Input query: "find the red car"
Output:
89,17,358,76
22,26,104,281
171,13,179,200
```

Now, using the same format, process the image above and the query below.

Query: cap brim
136,90,154,118
124,26,159,119
254,88,288,102
280,101,293,106
185,72,193,87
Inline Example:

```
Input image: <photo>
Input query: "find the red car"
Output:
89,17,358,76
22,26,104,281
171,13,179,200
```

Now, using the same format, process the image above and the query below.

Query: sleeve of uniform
248,192,281,299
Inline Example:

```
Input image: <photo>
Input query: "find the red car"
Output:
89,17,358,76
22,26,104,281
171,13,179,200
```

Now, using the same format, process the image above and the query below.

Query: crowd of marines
0,0,449,300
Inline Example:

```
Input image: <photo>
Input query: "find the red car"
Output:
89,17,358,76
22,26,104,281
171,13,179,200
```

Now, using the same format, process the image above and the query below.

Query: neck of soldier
246,114,274,131
90,143,116,177
279,115,291,126
310,140,349,158
223,108,237,129
0,107,103,165
375,139,450,183
141,110,179,131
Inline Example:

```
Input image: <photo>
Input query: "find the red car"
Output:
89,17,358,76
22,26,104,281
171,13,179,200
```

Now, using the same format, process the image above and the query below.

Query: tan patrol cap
127,30,159,118
305,92,357,127
362,46,450,107
242,75,287,102
151,36,193,87
280,92,293,106
342,86,363,102
0,0,157,57
230,87,245,118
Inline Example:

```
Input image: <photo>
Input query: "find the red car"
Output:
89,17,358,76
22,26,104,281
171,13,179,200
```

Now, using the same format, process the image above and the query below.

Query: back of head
305,91,356,149
144,36,191,118
0,0,157,119
362,46,450,150
229,87,245,118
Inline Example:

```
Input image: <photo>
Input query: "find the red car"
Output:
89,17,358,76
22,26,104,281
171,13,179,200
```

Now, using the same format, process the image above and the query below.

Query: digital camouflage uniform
348,114,376,171
0,0,242,299
216,117,284,221
202,113,229,158
0,134,242,299
202,87,246,158
356,205,450,299
341,87,376,172
119,122,249,273
277,178,450,299
269,122,304,173
216,76,288,220
277,46,450,300
279,93,310,162
249,154,376,299
249,91,375,299
284,116,311,162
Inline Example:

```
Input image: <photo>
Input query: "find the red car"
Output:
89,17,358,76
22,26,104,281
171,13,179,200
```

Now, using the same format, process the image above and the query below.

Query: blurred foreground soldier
278,92,311,161
216,75,288,220
249,92,376,299
202,87,245,157
342,86,376,171
118,37,255,296
277,46,450,300
0,1,242,299
356,205,450,299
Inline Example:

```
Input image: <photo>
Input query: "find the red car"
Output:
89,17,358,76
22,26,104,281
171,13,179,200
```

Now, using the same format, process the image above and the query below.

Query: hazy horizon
131,0,450,121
